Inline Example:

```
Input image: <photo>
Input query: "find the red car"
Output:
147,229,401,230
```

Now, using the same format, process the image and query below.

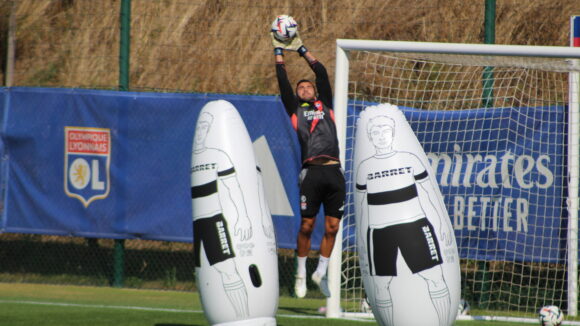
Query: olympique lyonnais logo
64,127,111,207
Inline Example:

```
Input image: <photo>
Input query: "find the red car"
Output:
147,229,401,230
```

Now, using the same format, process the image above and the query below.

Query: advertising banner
405,106,566,263
0,88,569,261
1,88,304,248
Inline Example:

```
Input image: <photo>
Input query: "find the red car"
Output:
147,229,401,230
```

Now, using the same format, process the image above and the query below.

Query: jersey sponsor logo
303,109,325,121
191,163,217,173
64,127,111,207
422,225,439,261
216,220,232,255
367,166,412,180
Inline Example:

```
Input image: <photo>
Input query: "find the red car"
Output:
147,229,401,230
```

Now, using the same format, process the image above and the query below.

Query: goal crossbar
336,39,580,59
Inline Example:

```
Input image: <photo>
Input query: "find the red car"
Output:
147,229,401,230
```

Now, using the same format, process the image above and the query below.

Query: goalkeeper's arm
287,36,332,107
271,32,299,115
273,33,331,109
309,57,332,107
271,31,326,96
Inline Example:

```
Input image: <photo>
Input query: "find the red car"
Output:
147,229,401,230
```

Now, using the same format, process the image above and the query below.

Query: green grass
0,283,362,326
0,282,559,326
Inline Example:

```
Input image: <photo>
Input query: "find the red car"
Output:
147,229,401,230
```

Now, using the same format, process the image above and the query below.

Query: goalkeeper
271,30,345,299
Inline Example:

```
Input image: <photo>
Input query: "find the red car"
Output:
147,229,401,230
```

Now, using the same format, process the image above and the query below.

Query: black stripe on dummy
414,170,428,181
367,184,418,205
218,167,235,177
367,228,374,274
191,181,218,198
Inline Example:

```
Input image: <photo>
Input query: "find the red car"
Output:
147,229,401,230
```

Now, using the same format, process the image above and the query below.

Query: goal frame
327,37,580,319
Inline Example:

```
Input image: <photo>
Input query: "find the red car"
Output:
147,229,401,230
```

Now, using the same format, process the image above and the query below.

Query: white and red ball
539,305,564,326
271,15,298,42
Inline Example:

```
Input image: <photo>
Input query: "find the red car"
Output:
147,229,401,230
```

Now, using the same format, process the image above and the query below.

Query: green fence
0,233,319,297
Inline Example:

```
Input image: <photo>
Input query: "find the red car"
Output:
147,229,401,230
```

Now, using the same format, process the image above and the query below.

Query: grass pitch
0,282,555,325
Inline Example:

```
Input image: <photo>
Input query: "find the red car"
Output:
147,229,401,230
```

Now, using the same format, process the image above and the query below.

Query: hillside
1,0,579,94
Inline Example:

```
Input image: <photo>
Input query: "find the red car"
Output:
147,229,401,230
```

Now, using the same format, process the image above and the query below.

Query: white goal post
327,36,580,321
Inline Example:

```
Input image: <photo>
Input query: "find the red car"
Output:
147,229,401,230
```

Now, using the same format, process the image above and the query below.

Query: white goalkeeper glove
271,32,286,56
270,32,308,56
285,32,308,56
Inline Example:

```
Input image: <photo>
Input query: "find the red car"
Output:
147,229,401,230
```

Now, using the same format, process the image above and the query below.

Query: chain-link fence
1,0,580,298
0,233,327,297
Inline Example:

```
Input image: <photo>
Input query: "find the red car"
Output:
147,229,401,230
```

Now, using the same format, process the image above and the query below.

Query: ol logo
64,127,111,207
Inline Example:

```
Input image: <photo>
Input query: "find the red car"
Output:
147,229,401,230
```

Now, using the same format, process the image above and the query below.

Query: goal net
328,40,580,321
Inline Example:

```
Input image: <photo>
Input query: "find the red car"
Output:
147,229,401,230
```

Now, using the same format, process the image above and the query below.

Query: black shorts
368,218,442,276
194,214,235,267
299,164,345,219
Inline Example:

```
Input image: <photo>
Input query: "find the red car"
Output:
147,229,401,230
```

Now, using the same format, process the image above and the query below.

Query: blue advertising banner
0,87,570,262
404,106,567,263
1,87,307,248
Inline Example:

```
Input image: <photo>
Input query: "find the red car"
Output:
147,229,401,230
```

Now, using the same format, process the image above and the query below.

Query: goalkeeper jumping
271,28,345,298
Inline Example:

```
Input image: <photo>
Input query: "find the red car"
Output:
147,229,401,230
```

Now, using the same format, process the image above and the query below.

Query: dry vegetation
0,0,579,94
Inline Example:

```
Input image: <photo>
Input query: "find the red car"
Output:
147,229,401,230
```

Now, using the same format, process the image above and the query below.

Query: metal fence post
482,0,496,108
113,0,131,288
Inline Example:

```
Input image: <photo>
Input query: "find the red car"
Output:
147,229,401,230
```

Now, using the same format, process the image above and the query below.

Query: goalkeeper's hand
283,31,304,51
270,31,308,56
270,32,287,51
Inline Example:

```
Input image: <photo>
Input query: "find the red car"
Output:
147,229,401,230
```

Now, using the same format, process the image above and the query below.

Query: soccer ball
271,15,298,42
539,305,564,326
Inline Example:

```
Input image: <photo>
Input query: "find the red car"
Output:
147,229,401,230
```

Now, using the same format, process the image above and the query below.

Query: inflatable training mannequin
191,100,278,326
354,103,460,326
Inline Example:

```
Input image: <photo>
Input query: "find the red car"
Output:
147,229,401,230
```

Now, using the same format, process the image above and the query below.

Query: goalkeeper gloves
271,32,286,56
270,31,308,56
285,32,308,56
